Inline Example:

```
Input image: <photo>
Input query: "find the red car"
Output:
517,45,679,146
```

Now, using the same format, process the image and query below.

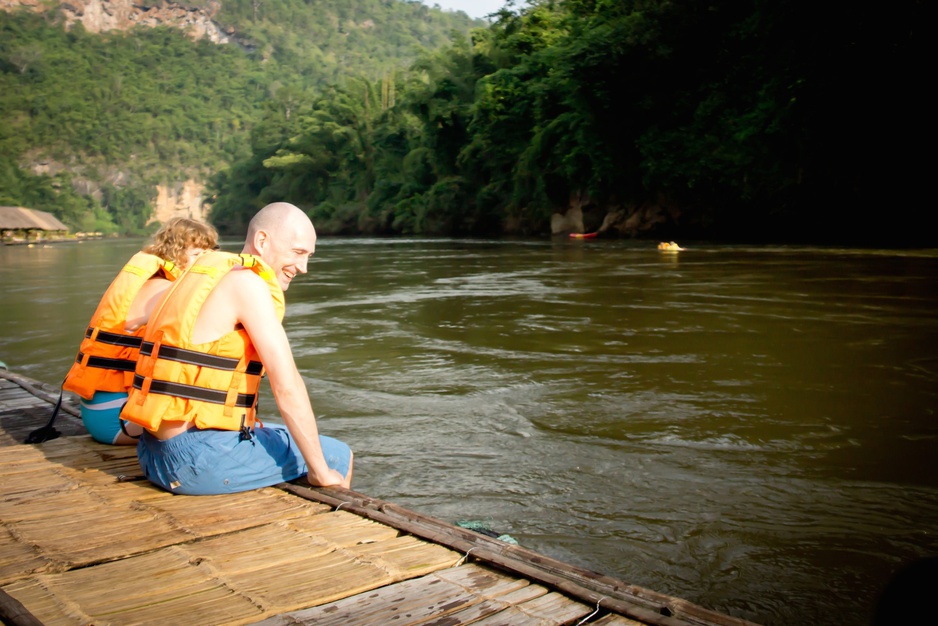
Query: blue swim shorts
80,391,128,445
137,423,351,495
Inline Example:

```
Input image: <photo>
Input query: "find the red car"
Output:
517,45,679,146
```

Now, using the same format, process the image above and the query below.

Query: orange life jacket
62,252,180,400
121,251,285,433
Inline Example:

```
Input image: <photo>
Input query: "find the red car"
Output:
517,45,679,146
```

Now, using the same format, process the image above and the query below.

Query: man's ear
253,229,269,253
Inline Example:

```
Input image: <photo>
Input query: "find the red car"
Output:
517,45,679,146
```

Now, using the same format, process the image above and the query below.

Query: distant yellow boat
658,241,685,251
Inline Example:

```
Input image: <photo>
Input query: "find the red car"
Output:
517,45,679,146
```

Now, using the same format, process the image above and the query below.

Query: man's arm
231,271,348,488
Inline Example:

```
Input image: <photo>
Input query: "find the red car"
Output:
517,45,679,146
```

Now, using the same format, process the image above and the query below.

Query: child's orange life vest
62,252,180,400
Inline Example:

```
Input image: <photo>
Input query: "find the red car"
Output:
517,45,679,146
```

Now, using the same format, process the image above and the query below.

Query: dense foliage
0,1,480,233
212,0,927,244
2,1,927,244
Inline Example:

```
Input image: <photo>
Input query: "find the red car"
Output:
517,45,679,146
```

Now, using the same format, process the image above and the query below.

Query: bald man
122,203,353,494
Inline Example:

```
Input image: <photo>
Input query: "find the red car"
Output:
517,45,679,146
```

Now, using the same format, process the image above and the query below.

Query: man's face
261,224,316,291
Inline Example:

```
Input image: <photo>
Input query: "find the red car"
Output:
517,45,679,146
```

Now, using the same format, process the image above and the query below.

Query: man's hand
307,468,350,489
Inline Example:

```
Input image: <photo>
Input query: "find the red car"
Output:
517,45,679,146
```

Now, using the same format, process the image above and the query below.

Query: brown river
2,237,937,625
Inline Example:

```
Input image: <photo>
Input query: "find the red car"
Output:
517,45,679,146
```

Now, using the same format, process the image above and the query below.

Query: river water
2,237,937,625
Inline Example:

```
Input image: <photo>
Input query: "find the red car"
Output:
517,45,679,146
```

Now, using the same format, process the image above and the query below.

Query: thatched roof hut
0,206,69,232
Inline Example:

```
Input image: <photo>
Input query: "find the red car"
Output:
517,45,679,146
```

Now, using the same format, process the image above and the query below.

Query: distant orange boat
569,232,598,239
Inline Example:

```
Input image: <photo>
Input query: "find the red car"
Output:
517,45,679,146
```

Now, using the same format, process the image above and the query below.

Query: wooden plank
0,463,72,501
0,436,166,506
0,586,49,626
594,614,649,626
0,371,77,418
4,578,114,625
249,564,530,626
466,590,592,624
432,561,535,596
425,581,590,625
252,563,594,626
0,410,85,444
0,370,84,445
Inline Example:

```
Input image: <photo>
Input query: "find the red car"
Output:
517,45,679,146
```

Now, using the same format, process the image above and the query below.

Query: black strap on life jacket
84,327,144,348
239,414,253,441
25,381,66,444
75,352,138,372
70,327,142,375
139,342,263,375
119,400,140,440
132,374,256,408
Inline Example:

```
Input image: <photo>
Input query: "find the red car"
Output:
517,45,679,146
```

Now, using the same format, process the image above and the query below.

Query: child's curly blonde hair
143,218,218,270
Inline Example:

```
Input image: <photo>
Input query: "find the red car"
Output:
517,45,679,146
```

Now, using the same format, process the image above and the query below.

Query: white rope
575,597,605,625
334,502,348,512
454,547,477,567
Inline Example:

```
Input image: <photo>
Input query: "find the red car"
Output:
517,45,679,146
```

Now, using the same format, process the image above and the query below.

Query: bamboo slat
0,463,71,501
0,528,57,585
251,563,594,626
147,489,330,536
188,514,458,614
4,548,266,626
1,512,458,625
1,487,192,567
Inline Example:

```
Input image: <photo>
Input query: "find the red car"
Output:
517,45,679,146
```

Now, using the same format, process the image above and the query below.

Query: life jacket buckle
239,414,253,442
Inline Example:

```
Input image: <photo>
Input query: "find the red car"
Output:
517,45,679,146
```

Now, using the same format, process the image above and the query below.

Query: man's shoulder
220,265,268,289
214,267,277,314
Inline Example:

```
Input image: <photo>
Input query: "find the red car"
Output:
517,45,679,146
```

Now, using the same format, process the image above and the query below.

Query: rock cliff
153,180,207,223
3,0,219,224
0,0,232,42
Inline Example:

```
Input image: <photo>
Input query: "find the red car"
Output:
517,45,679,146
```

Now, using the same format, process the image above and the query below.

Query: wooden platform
0,369,758,626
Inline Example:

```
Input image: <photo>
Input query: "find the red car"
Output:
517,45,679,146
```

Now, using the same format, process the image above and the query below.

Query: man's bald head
246,203,312,242
243,202,317,290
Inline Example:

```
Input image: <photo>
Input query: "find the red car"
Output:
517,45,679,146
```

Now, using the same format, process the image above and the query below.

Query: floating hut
0,368,759,626
0,207,70,245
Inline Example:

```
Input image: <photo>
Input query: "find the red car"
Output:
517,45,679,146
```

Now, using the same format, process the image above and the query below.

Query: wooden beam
0,588,44,626
277,483,760,626
0,370,78,418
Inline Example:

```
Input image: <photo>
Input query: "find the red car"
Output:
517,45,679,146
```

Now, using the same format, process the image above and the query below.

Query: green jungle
0,0,927,245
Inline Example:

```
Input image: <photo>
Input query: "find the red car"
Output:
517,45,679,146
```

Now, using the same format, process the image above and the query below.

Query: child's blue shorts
80,391,128,444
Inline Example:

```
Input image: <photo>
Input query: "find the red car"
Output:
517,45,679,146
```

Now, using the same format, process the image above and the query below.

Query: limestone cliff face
4,0,220,225
153,180,208,223
29,160,208,223
0,0,232,42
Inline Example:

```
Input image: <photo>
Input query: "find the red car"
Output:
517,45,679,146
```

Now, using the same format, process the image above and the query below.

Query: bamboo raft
0,369,759,626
